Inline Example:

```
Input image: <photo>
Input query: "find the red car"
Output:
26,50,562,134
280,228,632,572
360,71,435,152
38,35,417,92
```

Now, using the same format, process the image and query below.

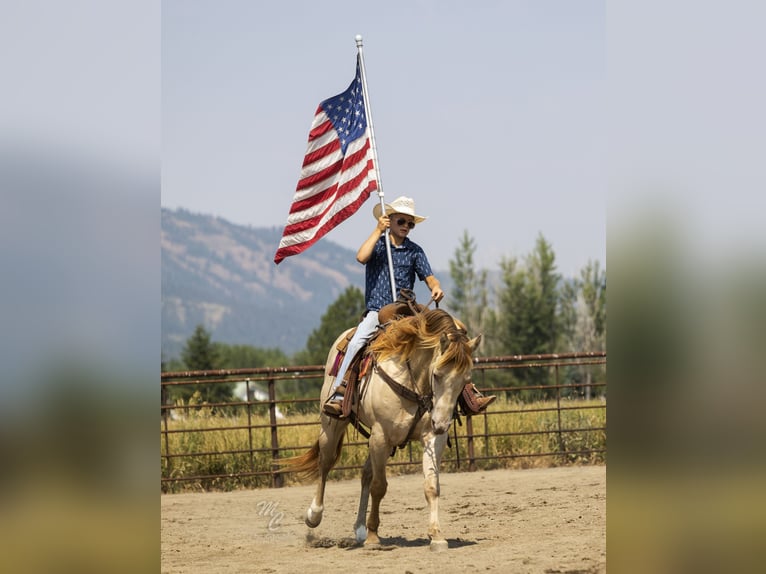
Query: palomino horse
282,308,481,551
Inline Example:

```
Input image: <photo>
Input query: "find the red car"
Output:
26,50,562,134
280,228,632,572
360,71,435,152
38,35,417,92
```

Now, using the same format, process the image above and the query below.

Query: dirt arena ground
161,465,606,574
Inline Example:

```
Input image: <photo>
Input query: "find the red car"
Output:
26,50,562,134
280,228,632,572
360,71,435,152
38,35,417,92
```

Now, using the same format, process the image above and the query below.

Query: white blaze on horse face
430,371,466,434
430,334,481,434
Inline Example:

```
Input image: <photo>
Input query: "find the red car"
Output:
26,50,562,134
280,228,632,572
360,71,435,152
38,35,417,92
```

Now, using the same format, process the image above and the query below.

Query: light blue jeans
330,310,380,395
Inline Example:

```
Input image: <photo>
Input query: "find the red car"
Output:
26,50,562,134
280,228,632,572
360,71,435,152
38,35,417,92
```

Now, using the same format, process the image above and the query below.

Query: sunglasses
395,218,416,229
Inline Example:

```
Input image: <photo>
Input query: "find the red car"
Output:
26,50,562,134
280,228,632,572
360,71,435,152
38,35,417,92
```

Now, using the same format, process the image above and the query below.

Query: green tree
215,343,289,370
580,259,606,343
447,230,492,347
178,324,233,405
301,286,366,366
559,260,606,398
161,354,184,373
495,234,561,396
182,324,219,370
560,260,606,352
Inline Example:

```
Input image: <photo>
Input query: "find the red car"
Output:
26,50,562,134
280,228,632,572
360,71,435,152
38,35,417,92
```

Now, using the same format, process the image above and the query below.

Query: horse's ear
440,333,450,353
468,334,482,353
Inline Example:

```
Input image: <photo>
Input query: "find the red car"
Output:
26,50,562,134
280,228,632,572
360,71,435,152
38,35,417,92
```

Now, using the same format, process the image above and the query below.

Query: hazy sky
162,0,606,276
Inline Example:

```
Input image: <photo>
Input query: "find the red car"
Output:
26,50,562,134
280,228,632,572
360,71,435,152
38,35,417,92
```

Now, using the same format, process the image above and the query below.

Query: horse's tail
277,433,345,482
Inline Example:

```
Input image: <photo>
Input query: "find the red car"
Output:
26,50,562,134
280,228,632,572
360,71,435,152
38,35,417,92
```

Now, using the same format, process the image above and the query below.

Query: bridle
375,358,433,421
372,322,467,447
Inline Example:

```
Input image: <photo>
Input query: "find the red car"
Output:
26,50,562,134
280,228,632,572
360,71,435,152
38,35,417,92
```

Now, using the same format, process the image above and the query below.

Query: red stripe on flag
295,159,343,193
280,159,377,236
301,138,341,168
273,177,377,264
287,185,337,217
295,136,371,195
307,111,333,139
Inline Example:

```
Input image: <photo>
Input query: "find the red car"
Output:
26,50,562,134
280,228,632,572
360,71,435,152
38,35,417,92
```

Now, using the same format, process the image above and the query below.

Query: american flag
274,56,378,264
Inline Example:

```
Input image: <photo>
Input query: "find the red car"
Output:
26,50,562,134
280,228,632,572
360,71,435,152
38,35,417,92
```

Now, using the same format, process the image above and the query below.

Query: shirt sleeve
413,245,433,282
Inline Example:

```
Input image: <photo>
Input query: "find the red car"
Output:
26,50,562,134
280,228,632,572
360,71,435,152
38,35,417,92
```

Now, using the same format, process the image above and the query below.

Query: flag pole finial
355,34,363,46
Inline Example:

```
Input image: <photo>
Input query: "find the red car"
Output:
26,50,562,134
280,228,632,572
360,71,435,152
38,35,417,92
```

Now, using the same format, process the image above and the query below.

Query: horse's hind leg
306,419,347,528
353,455,372,542
422,431,449,551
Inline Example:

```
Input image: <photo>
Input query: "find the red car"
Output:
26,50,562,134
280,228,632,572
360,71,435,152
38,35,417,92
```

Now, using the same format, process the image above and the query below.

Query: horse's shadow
345,536,478,551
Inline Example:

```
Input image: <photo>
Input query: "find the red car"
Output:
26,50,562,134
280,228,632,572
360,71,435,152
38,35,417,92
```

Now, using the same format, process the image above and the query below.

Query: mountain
162,208,361,359
161,208,447,360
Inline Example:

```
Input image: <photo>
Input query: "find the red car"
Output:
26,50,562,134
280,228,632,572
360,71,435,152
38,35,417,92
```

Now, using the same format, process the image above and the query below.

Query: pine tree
560,259,606,353
580,259,606,343
181,324,219,370
495,234,561,396
179,324,233,405
559,260,606,399
447,230,492,347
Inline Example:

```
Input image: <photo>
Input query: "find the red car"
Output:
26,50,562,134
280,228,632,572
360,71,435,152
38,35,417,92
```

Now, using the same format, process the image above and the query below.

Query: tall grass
161,395,605,493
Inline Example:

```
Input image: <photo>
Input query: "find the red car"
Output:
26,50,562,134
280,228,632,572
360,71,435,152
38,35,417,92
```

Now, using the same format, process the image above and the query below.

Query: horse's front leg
353,455,372,543
422,430,449,551
364,430,389,547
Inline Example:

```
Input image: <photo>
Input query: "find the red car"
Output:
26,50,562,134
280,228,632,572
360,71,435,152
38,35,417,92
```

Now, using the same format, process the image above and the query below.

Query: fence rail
161,352,606,491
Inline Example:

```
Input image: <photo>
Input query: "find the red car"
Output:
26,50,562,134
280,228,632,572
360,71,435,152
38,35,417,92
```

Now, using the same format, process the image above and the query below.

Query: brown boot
322,383,346,418
460,383,496,415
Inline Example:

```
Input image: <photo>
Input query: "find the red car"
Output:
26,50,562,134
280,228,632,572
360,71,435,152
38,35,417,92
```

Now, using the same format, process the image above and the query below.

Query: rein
375,359,433,414
373,358,433,448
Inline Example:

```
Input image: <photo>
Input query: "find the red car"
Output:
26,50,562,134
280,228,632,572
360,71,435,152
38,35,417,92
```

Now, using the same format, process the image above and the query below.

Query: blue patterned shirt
364,235,434,311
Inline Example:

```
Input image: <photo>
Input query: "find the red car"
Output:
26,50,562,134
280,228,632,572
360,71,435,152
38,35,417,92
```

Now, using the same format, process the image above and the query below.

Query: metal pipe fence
161,352,605,491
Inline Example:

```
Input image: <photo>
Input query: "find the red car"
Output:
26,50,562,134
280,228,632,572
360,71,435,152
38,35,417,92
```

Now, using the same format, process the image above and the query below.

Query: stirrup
322,396,346,418
322,384,346,418
473,394,496,412
461,383,497,415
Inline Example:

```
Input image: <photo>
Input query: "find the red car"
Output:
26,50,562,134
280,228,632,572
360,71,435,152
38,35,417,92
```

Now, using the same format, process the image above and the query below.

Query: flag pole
355,34,397,303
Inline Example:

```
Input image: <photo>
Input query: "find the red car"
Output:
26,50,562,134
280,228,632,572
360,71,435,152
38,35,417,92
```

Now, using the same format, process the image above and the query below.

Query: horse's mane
369,308,474,374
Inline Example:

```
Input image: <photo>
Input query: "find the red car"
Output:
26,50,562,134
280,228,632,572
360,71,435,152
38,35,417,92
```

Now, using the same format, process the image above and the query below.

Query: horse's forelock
435,329,474,374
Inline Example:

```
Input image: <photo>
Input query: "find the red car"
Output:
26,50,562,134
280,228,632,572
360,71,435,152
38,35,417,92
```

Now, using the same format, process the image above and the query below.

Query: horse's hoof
429,539,449,552
305,506,323,528
354,524,367,543
305,516,319,528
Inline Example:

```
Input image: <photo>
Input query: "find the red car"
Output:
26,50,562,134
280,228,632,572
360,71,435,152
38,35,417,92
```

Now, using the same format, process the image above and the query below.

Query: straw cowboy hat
372,196,427,224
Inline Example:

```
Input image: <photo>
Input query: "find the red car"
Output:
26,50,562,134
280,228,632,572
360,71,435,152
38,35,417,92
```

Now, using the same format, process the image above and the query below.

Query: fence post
482,409,490,461
161,383,172,478
268,376,283,487
465,415,476,471
480,371,491,461
245,378,254,473
555,365,565,460
452,419,461,469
